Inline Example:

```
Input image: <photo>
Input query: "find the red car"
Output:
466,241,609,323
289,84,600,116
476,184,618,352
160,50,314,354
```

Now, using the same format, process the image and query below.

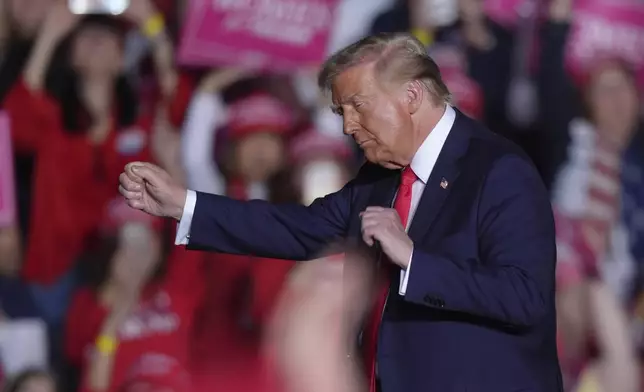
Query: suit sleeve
184,175,358,260
404,154,556,328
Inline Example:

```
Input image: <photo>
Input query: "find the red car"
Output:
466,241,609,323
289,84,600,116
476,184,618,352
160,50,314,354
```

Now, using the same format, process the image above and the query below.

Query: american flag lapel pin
440,177,449,189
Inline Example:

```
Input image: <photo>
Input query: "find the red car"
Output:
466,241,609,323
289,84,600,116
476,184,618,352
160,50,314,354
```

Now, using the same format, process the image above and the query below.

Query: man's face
7,0,54,38
331,63,412,169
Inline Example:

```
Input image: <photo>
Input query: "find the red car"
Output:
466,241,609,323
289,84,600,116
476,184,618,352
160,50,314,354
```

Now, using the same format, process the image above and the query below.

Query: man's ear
405,80,425,115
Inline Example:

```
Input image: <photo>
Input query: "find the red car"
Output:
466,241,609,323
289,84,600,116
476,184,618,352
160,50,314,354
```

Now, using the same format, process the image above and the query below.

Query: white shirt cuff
399,247,414,295
174,190,197,245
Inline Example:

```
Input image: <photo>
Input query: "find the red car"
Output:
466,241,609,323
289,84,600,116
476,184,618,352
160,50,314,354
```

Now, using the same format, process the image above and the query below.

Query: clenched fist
360,206,414,269
118,162,187,220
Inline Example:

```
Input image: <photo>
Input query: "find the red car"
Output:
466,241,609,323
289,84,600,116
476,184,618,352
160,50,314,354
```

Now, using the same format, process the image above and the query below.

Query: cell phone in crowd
68,0,130,15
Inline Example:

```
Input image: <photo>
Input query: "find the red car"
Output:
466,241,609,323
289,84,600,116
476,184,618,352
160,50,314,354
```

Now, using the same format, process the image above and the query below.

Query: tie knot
401,166,417,186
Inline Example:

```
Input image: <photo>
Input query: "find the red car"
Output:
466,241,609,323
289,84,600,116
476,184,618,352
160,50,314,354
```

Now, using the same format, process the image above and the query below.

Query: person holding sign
120,33,561,392
1,0,185,286
540,0,642,391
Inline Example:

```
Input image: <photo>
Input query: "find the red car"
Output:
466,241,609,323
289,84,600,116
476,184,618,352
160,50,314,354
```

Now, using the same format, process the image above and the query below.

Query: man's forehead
330,63,376,103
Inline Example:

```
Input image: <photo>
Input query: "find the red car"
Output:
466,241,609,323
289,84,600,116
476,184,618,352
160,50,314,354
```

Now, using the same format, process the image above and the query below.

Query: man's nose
343,121,359,136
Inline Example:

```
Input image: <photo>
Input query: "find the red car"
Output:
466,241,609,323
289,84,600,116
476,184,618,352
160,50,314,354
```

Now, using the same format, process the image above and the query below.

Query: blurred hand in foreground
267,251,375,392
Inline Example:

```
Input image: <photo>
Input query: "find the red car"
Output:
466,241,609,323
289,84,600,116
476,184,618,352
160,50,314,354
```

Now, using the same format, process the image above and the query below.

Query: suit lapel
407,156,460,242
408,110,471,243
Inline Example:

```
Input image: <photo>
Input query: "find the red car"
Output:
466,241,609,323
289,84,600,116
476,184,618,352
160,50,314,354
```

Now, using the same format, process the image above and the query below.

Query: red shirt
167,73,194,129
65,247,206,392
2,79,152,284
138,72,194,129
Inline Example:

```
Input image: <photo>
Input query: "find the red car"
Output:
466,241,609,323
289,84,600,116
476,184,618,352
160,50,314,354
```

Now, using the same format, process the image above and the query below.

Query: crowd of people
0,0,642,391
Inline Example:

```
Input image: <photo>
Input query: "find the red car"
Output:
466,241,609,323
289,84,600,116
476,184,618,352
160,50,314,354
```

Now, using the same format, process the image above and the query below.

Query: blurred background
0,0,642,391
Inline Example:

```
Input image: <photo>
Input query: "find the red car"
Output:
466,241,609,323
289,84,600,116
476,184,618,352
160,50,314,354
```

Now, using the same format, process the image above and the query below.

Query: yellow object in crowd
576,366,600,392
95,334,119,355
411,28,434,47
142,13,165,39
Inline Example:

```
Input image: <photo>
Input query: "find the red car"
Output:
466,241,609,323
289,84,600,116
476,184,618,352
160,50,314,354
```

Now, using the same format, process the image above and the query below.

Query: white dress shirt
0,319,48,376
395,105,455,295
176,105,456,296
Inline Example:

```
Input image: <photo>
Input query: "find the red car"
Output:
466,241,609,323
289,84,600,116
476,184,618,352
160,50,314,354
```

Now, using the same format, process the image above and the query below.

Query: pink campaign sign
179,0,339,70
566,0,644,84
0,112,16,227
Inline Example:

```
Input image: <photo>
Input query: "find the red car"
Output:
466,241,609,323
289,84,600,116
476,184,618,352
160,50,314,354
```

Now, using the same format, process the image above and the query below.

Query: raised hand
42,1,81,40
549,0,573,21
24,1,80,91
118,162,187,220
198,67,254,93
122,0,157,27
458,0,486,23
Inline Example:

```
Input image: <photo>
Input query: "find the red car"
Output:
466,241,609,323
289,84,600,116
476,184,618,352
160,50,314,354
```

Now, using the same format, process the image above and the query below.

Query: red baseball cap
289,129,353,165
227,93,294,140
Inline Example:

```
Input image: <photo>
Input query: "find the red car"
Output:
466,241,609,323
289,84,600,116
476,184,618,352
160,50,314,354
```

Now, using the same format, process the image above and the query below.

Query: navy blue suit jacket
186,111,562,392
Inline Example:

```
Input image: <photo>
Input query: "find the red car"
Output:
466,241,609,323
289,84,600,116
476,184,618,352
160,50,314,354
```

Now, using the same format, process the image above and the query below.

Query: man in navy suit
119,33,562,392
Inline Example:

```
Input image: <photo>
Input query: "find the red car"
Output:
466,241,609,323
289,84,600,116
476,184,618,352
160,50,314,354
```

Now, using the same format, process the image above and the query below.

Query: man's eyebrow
333,93,365,107
346,93,366,102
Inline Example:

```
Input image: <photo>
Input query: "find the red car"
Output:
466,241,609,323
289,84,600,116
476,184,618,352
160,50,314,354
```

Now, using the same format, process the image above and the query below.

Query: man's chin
362,150,379,165
364,153,400,170
380,161,404,170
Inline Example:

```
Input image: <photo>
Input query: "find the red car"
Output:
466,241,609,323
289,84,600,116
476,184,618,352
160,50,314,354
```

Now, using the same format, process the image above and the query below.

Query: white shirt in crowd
181,93,228,195
175,105,456,296
0,319,48,376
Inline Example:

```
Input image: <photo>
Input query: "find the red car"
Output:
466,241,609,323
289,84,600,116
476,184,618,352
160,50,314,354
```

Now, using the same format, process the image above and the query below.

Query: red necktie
363,166,417,392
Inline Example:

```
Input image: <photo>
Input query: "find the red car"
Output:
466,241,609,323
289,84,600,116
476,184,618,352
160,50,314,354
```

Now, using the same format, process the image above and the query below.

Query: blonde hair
318,33,451,105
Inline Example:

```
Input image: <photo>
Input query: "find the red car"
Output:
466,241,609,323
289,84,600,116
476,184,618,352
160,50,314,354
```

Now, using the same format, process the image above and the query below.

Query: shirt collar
410,105,456,184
